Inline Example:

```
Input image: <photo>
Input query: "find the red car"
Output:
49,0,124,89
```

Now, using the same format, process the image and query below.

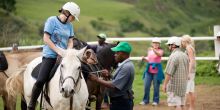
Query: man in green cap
89,42,135,110
89,33,109,53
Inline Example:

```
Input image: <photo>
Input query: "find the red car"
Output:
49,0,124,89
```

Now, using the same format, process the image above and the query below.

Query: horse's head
96,44,118,70
59,47,86,98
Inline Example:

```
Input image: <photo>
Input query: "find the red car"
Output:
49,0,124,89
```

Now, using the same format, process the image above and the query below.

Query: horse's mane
96,43,117,70
72,38,88,50
72,38,118,70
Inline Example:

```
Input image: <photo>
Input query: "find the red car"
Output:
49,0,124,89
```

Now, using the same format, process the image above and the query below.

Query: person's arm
142,56,148,62
186,46,195,74
153,48,163,57
163,55,176,92
162,73,171,92
89,73,116,89
67,37,74,49
43,33,64,56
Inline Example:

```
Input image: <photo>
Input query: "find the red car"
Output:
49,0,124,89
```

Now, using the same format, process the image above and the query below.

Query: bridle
59,58,82,94
58,57,83,110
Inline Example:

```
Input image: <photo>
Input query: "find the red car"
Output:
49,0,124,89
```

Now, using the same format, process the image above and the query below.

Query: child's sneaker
152,102,158,106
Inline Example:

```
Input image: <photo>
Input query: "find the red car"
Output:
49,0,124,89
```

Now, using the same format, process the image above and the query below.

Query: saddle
31,63,59,81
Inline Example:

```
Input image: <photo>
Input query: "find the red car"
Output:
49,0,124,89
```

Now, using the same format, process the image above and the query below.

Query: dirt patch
134,85,220,110
100,85,220,110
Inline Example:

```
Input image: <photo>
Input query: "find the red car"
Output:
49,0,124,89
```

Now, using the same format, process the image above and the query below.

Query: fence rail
0,36,219,61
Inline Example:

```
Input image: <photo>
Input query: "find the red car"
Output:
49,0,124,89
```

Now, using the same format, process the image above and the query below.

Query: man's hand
89,74,98,82
101,69,109,77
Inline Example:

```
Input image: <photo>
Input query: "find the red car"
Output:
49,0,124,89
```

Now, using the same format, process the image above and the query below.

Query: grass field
0,74,219,110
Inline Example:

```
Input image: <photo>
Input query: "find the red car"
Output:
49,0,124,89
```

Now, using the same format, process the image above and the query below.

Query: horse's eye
78,66,81,70
61,64,64,68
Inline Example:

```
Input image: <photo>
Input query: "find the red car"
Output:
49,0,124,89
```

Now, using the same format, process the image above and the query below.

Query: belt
110,95,131,101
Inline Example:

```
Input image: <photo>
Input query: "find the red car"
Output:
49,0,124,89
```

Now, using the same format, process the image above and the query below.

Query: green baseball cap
111,42,132,53
97,33,107,39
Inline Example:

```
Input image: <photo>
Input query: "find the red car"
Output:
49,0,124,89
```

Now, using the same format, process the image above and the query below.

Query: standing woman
181,35,196,110
28,2,80,110
140,37,164,106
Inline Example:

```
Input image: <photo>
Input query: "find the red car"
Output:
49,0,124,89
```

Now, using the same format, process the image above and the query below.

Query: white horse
7,48,89,110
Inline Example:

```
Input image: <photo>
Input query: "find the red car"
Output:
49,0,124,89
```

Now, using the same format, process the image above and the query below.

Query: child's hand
142,56,148,61
162,84,167,93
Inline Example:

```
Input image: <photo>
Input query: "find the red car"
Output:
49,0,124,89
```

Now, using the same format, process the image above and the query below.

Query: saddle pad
31,63,59,81
31,63,41,79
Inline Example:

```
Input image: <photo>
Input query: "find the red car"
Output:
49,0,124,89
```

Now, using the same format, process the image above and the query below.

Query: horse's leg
96,95,103,110
86,102,91,110
95,86,104,110
21,95,27,110
2,95,8,110
8,94,16,110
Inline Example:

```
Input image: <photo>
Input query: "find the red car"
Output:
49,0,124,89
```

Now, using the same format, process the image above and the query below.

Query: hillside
0,0,219,55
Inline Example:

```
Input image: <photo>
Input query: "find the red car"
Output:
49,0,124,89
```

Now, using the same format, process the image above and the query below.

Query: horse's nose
70,89,75,94
60,87,65,93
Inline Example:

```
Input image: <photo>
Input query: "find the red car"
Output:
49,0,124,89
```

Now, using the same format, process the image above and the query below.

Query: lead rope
2,71,8,78
70,96,73,110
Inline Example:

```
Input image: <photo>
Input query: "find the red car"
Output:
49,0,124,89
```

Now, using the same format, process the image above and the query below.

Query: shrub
119,17,144,32
167,20,181,29
90,19,108,31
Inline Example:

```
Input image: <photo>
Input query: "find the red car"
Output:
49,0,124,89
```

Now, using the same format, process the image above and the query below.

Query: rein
2,71,9,78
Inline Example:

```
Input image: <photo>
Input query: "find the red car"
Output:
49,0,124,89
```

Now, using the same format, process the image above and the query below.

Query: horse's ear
77,46,87,60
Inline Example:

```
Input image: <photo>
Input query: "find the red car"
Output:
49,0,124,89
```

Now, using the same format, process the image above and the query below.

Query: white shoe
152,102,158,106
139,101,147,105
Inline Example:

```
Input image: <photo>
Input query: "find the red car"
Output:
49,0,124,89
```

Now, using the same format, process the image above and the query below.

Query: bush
196,61,219,76
119,17,144,32
158,27,171,36
167,20,181,29
0,0,16,13
90,18,108,31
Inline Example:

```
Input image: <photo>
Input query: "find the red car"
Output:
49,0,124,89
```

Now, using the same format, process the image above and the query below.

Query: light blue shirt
43,16,74,58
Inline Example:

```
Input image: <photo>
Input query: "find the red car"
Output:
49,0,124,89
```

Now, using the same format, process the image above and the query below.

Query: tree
0,0,16,13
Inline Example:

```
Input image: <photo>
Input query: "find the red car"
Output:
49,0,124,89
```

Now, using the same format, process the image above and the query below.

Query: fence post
214,25,220,57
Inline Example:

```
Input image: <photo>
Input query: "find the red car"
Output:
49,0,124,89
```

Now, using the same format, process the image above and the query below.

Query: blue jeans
142,72,160,104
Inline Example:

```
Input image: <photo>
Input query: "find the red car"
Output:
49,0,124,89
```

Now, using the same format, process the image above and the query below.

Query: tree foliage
0,0,16,12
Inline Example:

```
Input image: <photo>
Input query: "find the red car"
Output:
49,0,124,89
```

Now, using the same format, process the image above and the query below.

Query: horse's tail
6,65,26,98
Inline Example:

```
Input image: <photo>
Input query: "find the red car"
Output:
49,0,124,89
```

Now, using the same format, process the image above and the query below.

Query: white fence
1,25,220,61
